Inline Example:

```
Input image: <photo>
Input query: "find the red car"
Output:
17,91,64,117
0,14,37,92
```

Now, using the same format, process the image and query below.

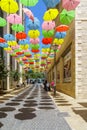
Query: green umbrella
42,30,54,38
11,24,24,32
60,9,75,25
0,17,7,27
20,0,38,6
14,48,22,53
30,44,40,49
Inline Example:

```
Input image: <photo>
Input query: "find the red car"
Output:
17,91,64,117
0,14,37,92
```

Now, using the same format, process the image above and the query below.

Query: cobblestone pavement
0,84,72,130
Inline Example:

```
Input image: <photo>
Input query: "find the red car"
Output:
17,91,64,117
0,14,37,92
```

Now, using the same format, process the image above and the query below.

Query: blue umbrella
18,39,29,45
42,44,51,48
55,32,66,39
42,0,60,8
0,43,9,48
4,34,15,41
27,17,40,30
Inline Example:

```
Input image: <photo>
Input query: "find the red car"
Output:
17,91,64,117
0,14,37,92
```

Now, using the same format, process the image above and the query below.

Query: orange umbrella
55,25,69,32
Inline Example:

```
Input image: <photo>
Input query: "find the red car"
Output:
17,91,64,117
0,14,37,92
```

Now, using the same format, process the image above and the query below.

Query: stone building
47,0,87,99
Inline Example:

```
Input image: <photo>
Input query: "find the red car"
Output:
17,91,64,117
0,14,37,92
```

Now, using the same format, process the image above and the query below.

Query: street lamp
51,44,58,96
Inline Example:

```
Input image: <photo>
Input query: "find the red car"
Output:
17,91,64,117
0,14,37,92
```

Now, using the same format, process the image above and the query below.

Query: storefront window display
63,51,71,82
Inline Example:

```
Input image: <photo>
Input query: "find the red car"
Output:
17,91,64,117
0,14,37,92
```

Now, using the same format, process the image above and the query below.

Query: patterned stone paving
0,84,72,130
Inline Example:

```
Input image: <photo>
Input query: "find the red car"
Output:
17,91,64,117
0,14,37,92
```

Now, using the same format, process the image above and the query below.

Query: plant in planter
0,57,9,90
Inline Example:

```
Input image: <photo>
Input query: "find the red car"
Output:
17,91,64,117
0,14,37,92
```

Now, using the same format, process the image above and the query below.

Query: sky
25,0,47,50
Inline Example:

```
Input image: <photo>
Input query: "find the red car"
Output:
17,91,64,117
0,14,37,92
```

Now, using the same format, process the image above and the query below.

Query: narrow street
0,84,71,130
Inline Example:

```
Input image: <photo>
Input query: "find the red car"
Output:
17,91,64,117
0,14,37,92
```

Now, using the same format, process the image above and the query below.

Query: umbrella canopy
7,41,17,46
31,49,39,53
20,44,29,50
43,9,59,21
30,44,40,49
42,21,55,31
11,45,20,50
0,43,9,48
30,38,40,44
42,30,54,38
53,38,64,45
23,8,34,21
27,17,40,30
6,14,22,24
4,34,15,41
62,0,80,11
55,32,66,39
16,32,27,39
18,39,29,45
28,30,40,38
11,24,25,32
42,38,53,45
0,17,7,27
20,0,38,6
0,37,6,43
42,0,60,8
55,25,69,32
1,0,19,13
60,9,75,25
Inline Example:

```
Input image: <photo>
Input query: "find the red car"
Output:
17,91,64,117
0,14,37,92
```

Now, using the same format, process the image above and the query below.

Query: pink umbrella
42,21,55,31
62,0,80,11
30,38,40,44
6,14,22,24
11,45,20,50
23,8,34,21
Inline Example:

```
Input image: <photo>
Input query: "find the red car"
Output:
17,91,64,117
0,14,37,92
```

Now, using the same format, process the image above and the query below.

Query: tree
0,57,8,89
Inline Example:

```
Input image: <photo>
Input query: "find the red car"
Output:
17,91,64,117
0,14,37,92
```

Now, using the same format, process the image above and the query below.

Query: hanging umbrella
27,17,40,30
11,24,25,32
30,44,40,49
55,25,69,32
43,9,59,21
42,30,54,38
62,0,80,11
6,14,22,24
28,30,40,38
1,0,18,14
42,38,53,45
0,37,6,43
31,49,39,53
23,8,34,21
18,39,29,45
16,32,27,39
53,38,64,45
20,44,29,50
4,34,15,41
11,45,20,50
30,38,40,44
42,0,60,8
7,41,17,46
20,0,38,6
55,32,66,39
60,9,75,25
42,21,55,31
0,17,7,27
0,43,8,48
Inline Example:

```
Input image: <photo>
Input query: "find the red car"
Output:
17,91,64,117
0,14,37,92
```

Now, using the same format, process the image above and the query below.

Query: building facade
48,0,87,99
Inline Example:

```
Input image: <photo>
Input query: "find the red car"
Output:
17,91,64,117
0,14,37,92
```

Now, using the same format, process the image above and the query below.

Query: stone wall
75,0,87,99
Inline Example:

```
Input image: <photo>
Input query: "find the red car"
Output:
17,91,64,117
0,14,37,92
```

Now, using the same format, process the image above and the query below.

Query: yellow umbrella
43,9,59,21
8,41,17,46
1,0,19,13
53,38,64,45
20,44,29,50
28,30,40,38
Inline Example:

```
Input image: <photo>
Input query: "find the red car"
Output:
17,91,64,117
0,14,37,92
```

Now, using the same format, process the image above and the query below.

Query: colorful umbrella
55,32,66,39
11,24,25,32
4,34,15,41
11,45,20,50
30,38,40,44
42,21,55,31
43,9,59,21
18,39,29,45
0,17,7,27
62,0,80,11
42,38,53,45
42,0,60,8
6,14,22,24
1,0,18,13
16,32,27,39
0,37,6,43
7,41,17,46
53,38,64,45
27,17,40,30
31,49,39,53
20,0,38,6
28,30,40,38
60,9,75,25
42,30,54,38
0,43,8,48
55,25,69,32
30,44,40,49
23,8,34,21
20,44,29,50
